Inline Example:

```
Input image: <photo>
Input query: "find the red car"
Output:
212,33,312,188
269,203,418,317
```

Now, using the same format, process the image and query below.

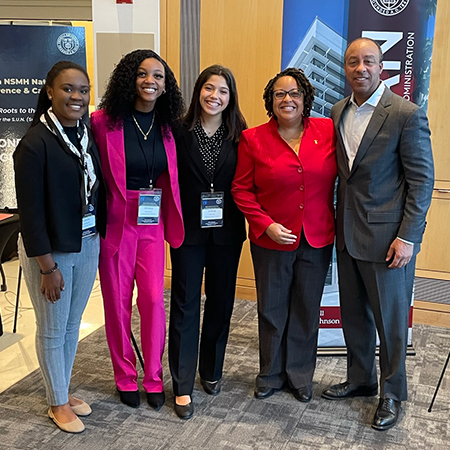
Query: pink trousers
99,190,166,393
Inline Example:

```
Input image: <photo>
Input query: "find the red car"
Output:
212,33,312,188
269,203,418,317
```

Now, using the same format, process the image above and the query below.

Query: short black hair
263,67,315,118
31,61,90,127
344,37,384,64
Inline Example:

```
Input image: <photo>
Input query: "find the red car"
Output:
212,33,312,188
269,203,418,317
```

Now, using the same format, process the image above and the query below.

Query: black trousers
169,238,243,396
251,234,333,390
337,247,415,401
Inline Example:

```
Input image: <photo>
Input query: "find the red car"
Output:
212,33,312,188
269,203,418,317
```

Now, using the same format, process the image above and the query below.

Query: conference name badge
138,188,162,225
200,192,224,228
82,204,96,238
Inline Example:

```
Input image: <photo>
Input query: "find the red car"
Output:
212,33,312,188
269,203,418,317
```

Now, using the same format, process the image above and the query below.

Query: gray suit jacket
332,87,434,263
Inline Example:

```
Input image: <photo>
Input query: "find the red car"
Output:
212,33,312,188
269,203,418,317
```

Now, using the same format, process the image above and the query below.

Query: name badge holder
82,204,96,238
201,191,224,228
132,113,163,225
138,188,162,225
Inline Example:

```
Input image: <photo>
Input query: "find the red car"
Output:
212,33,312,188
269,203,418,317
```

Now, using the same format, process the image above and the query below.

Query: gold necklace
279,128,303,143
132,113,155,140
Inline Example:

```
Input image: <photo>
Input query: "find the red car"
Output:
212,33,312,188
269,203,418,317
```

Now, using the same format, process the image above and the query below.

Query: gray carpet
1,293,450,450
415,277,450,305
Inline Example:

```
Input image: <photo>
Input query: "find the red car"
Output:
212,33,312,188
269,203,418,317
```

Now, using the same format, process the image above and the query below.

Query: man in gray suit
321,37,434,430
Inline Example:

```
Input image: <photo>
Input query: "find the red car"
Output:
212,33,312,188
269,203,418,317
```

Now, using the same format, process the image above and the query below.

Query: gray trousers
337,247,415,401
251,235,332,390
19,233,99,405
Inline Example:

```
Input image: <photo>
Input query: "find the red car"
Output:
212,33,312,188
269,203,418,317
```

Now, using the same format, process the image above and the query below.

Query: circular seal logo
57,33,80,55
369,0,410,16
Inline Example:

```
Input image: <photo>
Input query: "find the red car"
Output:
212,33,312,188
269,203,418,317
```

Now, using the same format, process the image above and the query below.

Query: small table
0,213,20,336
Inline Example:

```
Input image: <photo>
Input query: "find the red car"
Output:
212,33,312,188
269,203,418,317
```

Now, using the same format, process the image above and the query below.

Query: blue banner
281,0,437,348
0,25,86,209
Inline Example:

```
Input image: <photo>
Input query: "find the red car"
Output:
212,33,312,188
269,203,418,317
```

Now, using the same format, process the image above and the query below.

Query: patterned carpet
415,277,450,305
1,293,450,450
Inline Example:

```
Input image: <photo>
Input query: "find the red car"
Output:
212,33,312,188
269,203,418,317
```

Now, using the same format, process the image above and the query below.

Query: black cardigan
14,122,106,257
173,124,246,246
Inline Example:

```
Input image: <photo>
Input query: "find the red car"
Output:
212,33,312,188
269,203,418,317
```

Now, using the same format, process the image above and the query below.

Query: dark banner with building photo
281,0,437,348
0,25,86,209
347,0,437,109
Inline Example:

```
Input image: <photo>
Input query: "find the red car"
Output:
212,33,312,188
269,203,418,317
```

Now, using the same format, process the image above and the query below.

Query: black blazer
14,122,107,257
173,125,246,246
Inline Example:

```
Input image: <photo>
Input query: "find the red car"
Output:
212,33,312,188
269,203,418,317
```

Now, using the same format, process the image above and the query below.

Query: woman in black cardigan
14,61,106,434
169,65,247,419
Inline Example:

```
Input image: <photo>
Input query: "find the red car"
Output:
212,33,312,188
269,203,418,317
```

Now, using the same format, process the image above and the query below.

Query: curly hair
98,49,184,131
31,61,90,128
262,67,315,118
184,65,247,142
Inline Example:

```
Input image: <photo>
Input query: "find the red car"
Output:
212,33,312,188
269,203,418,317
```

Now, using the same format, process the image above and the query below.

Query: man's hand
265,223,297,245
385,238,414,269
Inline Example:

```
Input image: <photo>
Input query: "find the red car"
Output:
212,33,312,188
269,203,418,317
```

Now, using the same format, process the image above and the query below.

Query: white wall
92,0,160,105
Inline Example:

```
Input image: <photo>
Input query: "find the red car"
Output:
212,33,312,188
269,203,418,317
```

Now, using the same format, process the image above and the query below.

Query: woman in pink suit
91,49,184,410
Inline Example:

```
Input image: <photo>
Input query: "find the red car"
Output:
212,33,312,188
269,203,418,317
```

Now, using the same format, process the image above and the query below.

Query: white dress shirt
339,81,385,170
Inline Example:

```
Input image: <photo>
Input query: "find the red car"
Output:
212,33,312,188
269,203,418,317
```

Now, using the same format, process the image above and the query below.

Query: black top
123,110,168,190
62,125,80,148
14,122,107,257
193,121,225,180
173,123,246,246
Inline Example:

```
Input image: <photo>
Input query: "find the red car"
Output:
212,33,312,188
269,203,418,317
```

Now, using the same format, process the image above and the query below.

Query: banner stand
317,345,416,357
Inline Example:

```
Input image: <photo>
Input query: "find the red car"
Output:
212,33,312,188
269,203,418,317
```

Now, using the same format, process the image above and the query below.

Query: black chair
0,214,20,336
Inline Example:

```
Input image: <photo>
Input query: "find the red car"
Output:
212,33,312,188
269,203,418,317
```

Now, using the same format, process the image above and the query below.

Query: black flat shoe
254,386,275,399
200,379,221,396
372,398,401,431
321,381,378,400
174,399,194,420
117,389,140,408
291,386,312,403
147,391,165,411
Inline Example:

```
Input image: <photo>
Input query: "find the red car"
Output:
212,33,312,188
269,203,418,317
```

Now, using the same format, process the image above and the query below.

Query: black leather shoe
146,391,165,411
254,386,275,399
117,389,140,408
321,381,378,400
291,386,312,403
372,398,401,431
200,379,221,396
174,399,194,420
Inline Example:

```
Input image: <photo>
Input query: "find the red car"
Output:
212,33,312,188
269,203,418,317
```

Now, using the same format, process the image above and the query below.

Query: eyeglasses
273,88,303,100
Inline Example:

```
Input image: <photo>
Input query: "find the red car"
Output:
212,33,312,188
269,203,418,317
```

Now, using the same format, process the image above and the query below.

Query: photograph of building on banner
281,0,438,348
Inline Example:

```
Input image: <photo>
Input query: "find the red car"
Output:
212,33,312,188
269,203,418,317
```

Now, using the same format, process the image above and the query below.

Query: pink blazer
91,109,184,258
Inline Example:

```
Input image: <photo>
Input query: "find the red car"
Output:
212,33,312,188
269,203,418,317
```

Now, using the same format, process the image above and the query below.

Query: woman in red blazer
91,50,184,411
232,68,337,403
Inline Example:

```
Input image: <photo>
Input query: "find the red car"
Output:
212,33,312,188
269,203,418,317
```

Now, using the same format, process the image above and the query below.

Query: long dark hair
98,49,184,131
184,65,247,142
31,61,90,127
263,67,315,118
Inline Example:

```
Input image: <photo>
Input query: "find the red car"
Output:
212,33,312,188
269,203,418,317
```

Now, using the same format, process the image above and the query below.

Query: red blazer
91,109,184,258
231,117,336,251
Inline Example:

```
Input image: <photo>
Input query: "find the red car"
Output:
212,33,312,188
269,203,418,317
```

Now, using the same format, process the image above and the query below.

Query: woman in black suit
169,65,247,419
